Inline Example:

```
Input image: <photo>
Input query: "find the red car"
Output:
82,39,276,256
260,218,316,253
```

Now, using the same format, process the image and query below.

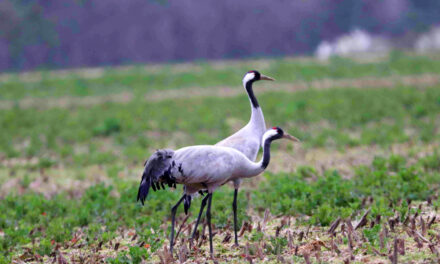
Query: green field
1,53,440,263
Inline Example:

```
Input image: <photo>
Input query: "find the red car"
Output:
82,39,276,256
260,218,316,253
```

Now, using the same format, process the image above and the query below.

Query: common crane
137,127,299,256
209,70,274,246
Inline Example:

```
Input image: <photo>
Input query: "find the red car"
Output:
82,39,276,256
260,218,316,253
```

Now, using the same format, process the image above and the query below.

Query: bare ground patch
0,55,329,84
1,141,438,199
0,73,439,110
15,201,440,263
267,141,439,176
237,141,439,191
161,201,440,263
147,73,440,102
0,92,134,110
0,52,412,85
0,164,138,199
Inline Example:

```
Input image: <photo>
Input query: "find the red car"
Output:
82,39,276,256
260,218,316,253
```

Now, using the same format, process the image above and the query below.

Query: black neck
245,80,259,108
261,138,272,169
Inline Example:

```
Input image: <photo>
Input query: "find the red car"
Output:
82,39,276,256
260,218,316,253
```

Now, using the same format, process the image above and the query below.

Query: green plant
363,224,381,247
93,118,121,136
266,237,288,255
129,246,149,264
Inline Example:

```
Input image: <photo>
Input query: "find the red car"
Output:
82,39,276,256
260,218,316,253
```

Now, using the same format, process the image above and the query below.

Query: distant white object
315,29,391,60
415,26,440,53
315,41,334,61
335,29,372,56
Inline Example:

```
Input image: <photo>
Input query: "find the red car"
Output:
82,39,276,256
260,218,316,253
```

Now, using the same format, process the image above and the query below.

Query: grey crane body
137,127,298,257
173,145,263,193
214,70,272,245
136,71,299,258
138,144,266,205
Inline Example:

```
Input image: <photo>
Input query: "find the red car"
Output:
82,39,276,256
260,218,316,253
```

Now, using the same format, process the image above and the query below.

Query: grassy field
1,53,440,263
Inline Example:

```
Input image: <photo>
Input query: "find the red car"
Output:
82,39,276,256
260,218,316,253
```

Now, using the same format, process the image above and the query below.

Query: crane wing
137,149,176,205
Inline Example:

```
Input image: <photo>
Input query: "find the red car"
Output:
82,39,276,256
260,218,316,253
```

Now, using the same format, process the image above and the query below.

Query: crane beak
283,133,300,142
260,74,275,81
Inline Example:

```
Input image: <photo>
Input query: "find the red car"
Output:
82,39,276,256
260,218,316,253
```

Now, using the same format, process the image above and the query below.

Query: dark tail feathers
136,149,176,205
137,173,151,205
184,195,191,215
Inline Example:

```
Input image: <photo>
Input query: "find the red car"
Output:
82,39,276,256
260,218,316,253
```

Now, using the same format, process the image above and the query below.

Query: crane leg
206,192,214,257
232,188,239,246
170,194,185,255
190,194,209,242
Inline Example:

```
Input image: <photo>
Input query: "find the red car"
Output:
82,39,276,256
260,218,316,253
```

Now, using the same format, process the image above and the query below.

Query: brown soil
0,74,438,110
1,142,437,199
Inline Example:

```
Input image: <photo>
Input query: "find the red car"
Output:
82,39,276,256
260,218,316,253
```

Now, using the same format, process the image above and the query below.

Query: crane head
243,70,275,84
263,126,300,143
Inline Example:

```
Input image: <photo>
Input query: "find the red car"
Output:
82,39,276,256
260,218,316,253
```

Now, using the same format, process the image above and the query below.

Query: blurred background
1,0,440,72
2,1,440,263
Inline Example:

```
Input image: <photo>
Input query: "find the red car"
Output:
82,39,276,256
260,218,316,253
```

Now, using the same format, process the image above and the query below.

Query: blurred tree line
0,0,439,71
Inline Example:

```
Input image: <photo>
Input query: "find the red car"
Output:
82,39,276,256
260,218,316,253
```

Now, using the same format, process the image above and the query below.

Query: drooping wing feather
184,195,191,215
137,149,175,205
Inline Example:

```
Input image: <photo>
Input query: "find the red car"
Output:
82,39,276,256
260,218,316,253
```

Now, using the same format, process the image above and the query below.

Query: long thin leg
170,195,185,254
206,192,214,257
190,194,209,241
232,188,239,246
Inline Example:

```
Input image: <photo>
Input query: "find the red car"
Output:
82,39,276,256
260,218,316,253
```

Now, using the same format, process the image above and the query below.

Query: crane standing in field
189,70,275,246
137,127,299,256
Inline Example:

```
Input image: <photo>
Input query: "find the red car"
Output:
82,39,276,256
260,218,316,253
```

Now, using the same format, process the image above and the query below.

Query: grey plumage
137,128,294,200
137,149,175,205
136,71,299,256
137,127,298,256
137,145,264,203
214,70,273,246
